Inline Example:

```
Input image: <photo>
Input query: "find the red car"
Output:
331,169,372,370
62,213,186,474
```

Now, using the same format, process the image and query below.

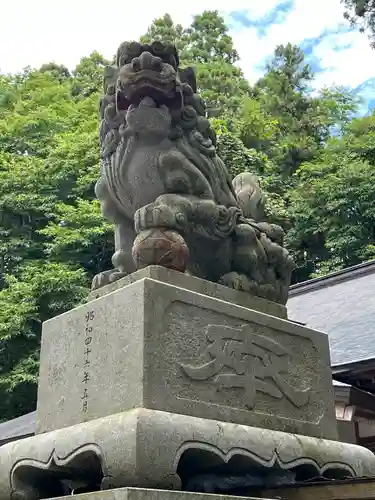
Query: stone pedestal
36,266,336,438
1,267,375,500
49,488,273,500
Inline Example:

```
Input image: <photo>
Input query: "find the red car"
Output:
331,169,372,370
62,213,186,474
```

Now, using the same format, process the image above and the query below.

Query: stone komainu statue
93,40,295,304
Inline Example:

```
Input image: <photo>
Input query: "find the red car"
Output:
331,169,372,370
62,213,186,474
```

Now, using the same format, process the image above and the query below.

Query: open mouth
116,69,182,111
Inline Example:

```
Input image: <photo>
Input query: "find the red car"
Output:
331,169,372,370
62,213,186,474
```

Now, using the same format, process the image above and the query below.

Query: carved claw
219,271,288,304
101,477,115,490
219,272,258,294
91,269,128,290
11,490,39,500
134,202,186,234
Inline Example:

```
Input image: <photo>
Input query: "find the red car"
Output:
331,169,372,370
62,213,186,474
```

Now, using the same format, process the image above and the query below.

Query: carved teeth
138,97,157,108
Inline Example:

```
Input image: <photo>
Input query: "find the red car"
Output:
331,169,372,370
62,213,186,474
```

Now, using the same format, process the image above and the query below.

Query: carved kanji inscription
179,324,310,409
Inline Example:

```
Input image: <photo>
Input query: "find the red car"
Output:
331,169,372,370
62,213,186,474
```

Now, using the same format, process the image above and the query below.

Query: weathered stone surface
88,265,288,319
38,275,335,439
132,229,189,273
255,480,375,500
48,489,269,500
92,40,295,305
1,409,375,500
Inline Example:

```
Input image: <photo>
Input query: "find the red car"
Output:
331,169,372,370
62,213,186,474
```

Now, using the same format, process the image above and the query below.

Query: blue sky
1,0,375,114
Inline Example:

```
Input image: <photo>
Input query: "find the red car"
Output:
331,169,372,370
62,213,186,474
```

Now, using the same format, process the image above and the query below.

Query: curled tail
232,172,265,221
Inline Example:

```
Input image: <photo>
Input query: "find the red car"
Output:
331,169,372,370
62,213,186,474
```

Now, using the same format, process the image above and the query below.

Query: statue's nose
131,51,163,72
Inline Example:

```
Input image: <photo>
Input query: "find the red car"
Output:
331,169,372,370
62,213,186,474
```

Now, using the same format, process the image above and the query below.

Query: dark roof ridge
289,259,375,297
0,410,35,443
332,355,375,371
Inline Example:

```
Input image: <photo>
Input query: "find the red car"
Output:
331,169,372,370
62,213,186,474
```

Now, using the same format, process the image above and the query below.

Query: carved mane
98,41,238,215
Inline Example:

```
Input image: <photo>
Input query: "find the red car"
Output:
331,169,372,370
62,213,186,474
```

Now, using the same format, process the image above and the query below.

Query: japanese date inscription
179,324,310,410
81,310,95,413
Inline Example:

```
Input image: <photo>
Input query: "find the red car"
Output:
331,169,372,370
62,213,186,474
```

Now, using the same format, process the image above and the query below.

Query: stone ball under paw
132,228,189,272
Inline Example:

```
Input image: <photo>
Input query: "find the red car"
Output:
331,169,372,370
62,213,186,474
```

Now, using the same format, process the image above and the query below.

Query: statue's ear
179,67,197,93
103,65,118,93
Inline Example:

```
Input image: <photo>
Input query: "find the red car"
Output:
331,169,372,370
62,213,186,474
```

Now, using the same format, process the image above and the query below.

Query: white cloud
231,0,375,89
1,0,375,96
313,31,375,89
267,0,346,42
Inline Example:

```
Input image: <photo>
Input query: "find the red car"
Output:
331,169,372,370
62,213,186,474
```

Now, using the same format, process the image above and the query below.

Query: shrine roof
0,410,35,445
288,259,375,367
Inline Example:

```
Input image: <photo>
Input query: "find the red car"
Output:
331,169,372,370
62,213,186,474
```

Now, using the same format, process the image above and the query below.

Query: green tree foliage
186,11,239,64
288,114,375,278
141,11,250,115
214,130,289,227
239,43,359,250
0,63,113,421
0,262,87,420
341,0,375,47
140,14,191,61
72,52,111,97
252,44,329,176
235,97,279,153
186,11,250,115
0,11,373,420
39,63,71,82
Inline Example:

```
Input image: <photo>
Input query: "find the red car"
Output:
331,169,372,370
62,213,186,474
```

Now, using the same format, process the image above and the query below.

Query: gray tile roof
0,411,35,444
288,260,375,366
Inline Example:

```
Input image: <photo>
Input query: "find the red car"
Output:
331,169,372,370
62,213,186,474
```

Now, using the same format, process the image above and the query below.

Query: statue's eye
162,47,178,69
150,41,164,54
159,53,176,69
129,41,141,54
119,52,137,67
121,42,141,65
